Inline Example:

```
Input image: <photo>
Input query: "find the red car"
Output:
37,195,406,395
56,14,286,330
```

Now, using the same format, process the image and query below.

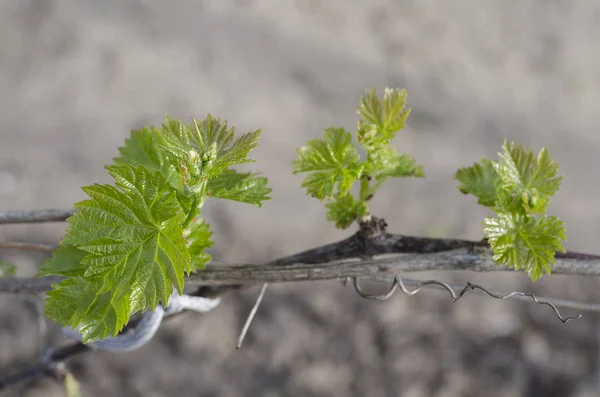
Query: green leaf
113,127,163,169
353,88,420,200
293,127,363,200
113,127,185,193
494,141,562,214
368,148,424,179
185,218,213,271
483,213,566,281
357,88,410,150
326,195,368,229
206,169,271,207
39,245,87,277
43,164,190,342
156,115,261,183
0,260,16,278
455,158,500,207
45,276,114,340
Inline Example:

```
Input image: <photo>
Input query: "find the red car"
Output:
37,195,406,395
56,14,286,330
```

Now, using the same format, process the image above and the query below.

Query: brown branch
186,217,600,299
2,217,600,295
265,216,485,267
180,248,600,287
0,209,74,224
0,242,57,252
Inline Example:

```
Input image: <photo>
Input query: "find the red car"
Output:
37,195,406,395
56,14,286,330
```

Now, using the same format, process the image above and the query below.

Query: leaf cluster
293,88,423,228
455,141,565,280
40,116,270,342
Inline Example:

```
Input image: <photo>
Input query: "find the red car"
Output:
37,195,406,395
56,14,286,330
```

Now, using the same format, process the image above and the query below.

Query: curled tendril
352,276,581,323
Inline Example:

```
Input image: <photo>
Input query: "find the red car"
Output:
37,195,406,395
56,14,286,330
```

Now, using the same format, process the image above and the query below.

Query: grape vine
37,87,567,343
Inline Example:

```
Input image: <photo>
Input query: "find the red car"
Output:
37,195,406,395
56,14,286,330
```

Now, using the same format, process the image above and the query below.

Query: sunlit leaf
326,195,368,229
185,218,213,271
455,157,500,207
207,169,271,207
43,164,189,342
484,213,566,281
293,127,363,200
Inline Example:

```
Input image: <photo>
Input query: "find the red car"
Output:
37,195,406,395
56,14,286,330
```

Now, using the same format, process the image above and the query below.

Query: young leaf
293,127,363,200
356,88,421,198
45,275,119,343
43,164,190,342
455,158,500,207
494,141,562,214
357,88,410,149
185,218,213,271
157,115,261,183
39,245,87,277
0,260,16,278
368,148,424,180
326,195,368,229
483,213,566,281
206,169,271,207
114,126,184,186
456,140,566,280
113,127,163,170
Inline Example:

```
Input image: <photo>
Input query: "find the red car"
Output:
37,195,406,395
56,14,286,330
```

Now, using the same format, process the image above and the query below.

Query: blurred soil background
1,1,600,396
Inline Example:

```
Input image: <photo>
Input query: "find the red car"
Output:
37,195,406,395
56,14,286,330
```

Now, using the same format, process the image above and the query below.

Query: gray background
1,1,599,396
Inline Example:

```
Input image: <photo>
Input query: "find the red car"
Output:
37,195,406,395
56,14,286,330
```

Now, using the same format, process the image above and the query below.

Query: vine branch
0,242,57,252
0,209,74,224
2,217,600,295
5,247,600,295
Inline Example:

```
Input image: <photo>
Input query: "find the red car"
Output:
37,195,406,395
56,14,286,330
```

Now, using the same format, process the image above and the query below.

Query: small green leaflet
185,217,213,271
114,127,163,170
494,141,562,214
326,195,368,229
356,88,421,182
357,88,410,149
293,127,363,200
206,169,271,207
456,140,566,280
368,148,424,180
113,126,185,193
43,164,190,342
455,157,500,207
156,115,261,183
483,213,566,280
0,259,16,278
